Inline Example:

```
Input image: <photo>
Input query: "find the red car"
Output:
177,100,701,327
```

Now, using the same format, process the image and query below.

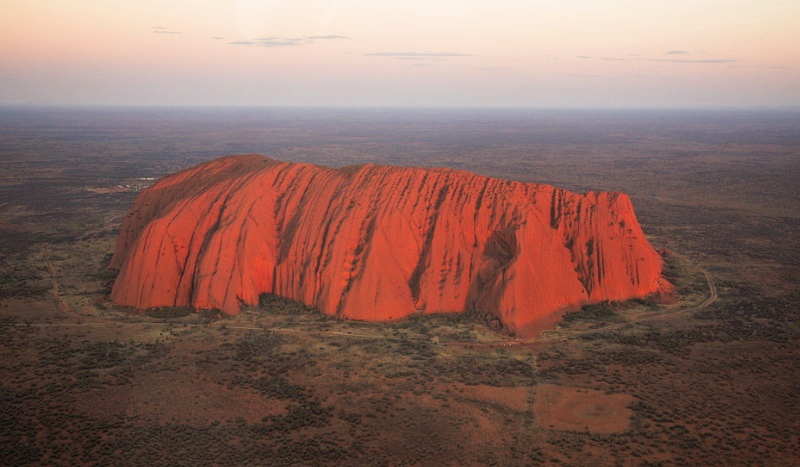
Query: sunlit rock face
110,154,673,337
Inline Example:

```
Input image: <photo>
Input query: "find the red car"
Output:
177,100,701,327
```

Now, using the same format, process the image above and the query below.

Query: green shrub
144,307,193,319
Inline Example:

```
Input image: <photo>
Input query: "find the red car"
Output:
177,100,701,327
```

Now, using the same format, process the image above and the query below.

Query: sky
1,0,799,108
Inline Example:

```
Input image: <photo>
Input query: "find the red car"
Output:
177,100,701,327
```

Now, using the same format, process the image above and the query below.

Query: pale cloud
476,66,512,72
250,37,304,47
152,26,181,35
229,36,349,47
395,57,446,61
657,49,736,63
306,35,350,41
576,55,627,61
658,50,736,62
365,52,472,59
652,58,737,64
577,51,734,64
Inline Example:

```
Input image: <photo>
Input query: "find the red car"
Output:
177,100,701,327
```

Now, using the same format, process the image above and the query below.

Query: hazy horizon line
3,103,800,112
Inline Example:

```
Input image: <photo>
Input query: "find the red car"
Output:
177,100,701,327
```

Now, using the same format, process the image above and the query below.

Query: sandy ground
533,384,633,434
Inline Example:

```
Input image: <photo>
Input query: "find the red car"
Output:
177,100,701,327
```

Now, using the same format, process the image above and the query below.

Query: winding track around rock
450,266,718,348
9,245,717,350
541,267,718,343
43,244,79,318
214,267,719,345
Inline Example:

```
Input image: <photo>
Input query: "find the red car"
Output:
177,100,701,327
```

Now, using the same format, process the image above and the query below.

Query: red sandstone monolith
109,154,673,337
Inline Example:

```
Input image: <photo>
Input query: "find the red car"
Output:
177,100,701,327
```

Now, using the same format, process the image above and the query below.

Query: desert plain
0,108,798,465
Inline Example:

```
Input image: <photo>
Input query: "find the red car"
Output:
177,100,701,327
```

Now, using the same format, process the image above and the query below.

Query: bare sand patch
0,297,61,321
534,384,633,434
463,384,530,412
77,370,287,425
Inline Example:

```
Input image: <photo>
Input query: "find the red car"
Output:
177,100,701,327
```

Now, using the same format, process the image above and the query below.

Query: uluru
109,154,673,337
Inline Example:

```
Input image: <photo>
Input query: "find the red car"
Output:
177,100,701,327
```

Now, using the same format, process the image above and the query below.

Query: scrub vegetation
1,108,798,465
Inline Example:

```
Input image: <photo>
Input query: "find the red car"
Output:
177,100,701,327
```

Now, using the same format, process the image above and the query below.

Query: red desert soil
75,370,287,426
533,384,633,434
110,154,672,337
466,384,530,412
